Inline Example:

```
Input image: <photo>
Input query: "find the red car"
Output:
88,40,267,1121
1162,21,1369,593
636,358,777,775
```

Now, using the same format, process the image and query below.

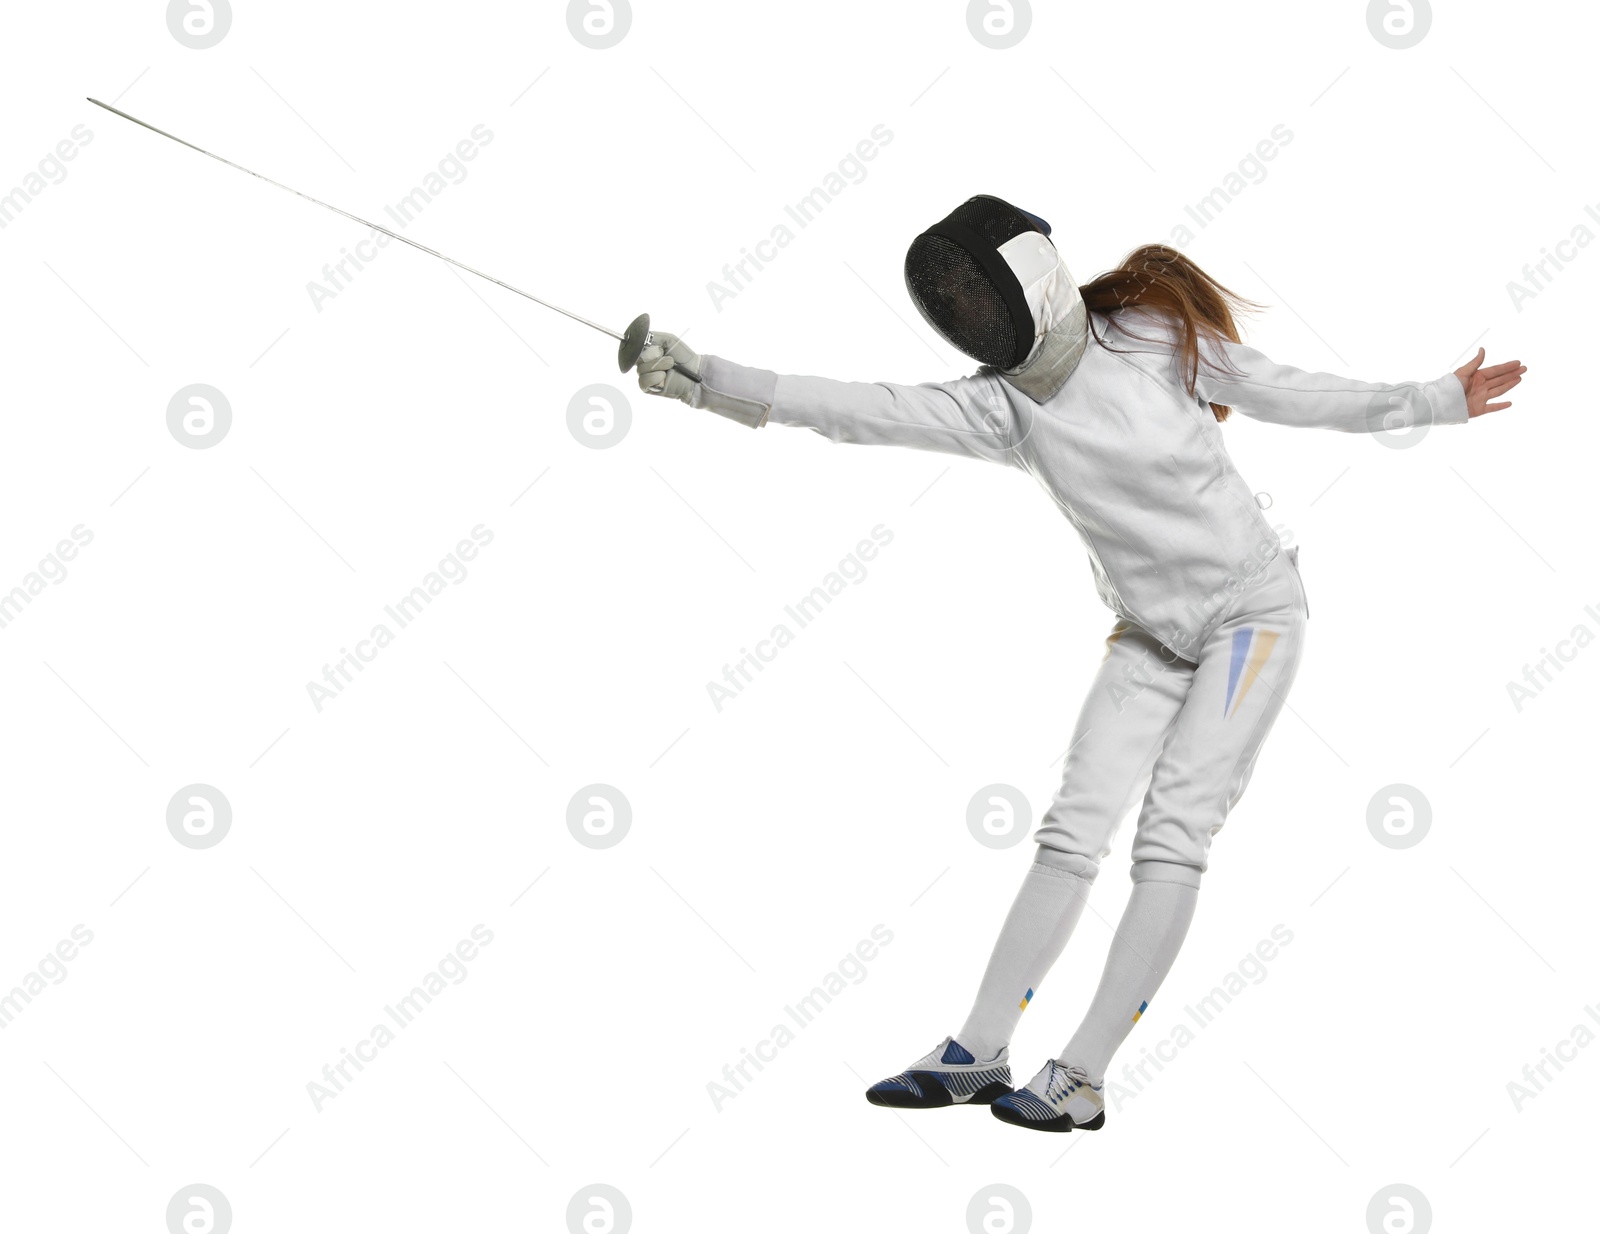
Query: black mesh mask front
904,196,1042,370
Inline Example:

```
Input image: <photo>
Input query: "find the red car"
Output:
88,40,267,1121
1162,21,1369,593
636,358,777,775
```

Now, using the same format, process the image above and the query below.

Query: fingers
1477,366,1525,404
636,352,678,378
635,357,695,403
1459,347,1485,376
1486,401,1512,412
636,345,675,393
632,329,699,404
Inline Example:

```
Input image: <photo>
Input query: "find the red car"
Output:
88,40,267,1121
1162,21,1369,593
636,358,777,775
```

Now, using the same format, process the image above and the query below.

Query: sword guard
618,313,652,373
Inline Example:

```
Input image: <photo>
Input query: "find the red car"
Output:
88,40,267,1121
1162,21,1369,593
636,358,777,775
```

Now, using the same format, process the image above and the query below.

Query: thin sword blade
86,97,622,341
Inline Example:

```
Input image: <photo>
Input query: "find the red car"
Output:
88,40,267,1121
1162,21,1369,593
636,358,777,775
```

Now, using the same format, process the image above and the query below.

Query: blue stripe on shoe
869,1065,1009,1100
941,1039,976,1065
944,1066,1008,1096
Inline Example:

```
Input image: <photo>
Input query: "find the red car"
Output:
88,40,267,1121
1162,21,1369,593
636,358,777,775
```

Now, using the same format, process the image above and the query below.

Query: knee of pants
1129,830,1211,888
1130,858,1202,889
1130,795,1222,886
1035,783,1148,875
1033,841,1100,883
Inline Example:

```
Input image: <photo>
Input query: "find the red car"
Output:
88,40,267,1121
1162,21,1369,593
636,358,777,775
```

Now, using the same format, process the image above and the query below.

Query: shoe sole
990,1103,1107,1133
865,1077,1013,1109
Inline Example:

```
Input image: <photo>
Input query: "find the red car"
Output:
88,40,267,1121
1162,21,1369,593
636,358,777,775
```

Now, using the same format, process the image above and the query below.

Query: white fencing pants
956,550,1308,1060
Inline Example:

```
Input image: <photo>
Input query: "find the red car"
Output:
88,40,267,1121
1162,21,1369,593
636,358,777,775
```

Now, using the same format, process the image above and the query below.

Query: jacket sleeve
696,355,1019,463
1191,336,1469,433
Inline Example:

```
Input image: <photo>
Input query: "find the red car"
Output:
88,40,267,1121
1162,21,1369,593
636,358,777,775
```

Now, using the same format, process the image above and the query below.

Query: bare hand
1455,348,1524,418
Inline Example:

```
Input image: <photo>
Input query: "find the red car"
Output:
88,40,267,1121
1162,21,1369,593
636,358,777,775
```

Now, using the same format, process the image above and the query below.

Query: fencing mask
904,195,1088,402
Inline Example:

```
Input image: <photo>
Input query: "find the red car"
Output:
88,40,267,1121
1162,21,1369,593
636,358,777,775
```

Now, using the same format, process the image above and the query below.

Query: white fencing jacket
696,310,1468,658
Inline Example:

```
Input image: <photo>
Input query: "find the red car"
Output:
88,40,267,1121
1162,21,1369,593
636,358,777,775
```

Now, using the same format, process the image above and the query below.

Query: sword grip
655,339,702,384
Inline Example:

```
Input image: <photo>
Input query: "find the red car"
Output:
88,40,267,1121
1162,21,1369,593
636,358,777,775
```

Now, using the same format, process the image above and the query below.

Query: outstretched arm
1191,335,1524,433
636,333,1018,463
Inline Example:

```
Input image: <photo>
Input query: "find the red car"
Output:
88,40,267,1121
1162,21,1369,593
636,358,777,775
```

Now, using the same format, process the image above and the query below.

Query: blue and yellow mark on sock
1131,999,1149,1024
1019,987,1034,1011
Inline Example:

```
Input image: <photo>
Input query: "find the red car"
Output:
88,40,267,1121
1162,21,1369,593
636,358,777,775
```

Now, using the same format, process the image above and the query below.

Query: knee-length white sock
956,848,1095,1060
1059,876,1198,1081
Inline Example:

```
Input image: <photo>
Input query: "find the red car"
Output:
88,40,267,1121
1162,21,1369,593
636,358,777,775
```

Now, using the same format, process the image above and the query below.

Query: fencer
635,195,1523,1132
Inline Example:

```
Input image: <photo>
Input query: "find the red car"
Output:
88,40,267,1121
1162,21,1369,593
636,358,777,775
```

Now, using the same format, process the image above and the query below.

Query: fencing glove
634,332,770,428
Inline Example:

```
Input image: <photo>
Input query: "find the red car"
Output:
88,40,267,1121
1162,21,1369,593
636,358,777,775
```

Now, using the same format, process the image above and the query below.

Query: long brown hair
1078,245,1261,421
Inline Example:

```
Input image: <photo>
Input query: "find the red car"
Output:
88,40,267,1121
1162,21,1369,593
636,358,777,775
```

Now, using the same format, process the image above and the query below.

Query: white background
0,1,1593,1231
